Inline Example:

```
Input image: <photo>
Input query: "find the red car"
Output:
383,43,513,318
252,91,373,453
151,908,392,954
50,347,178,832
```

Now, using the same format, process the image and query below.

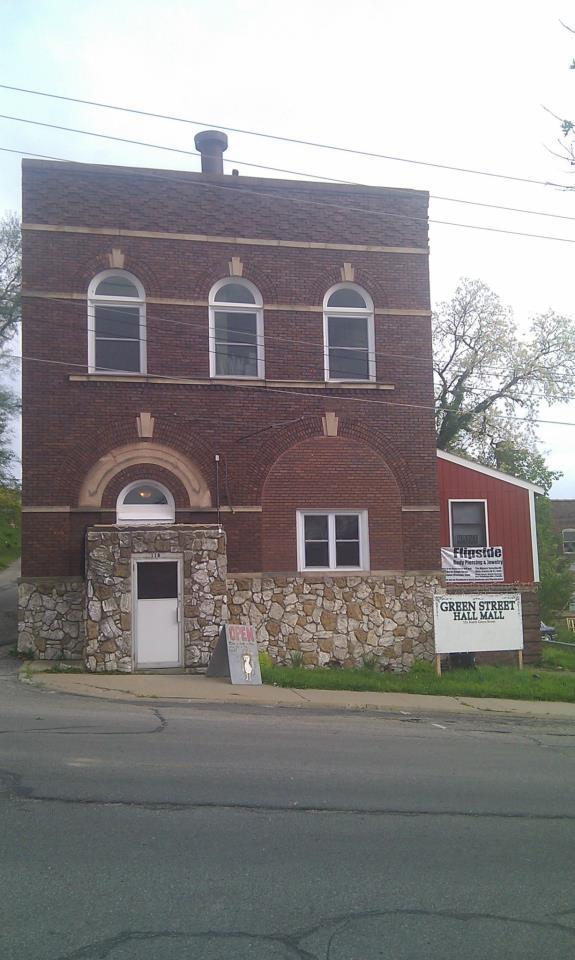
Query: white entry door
134,558,181,668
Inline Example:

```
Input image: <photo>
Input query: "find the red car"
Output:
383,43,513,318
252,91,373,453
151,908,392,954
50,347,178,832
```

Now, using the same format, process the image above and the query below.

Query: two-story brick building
18,130,445,671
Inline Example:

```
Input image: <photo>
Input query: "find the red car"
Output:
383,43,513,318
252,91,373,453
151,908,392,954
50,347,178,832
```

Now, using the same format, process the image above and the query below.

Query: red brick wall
21,160,440,578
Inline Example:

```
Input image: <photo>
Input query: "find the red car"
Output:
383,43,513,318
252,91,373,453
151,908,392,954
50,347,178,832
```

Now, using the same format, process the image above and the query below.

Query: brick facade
19,148,446,669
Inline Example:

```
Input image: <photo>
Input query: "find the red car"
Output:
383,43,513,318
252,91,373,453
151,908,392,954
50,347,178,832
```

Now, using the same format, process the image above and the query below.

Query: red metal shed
437,450,543,584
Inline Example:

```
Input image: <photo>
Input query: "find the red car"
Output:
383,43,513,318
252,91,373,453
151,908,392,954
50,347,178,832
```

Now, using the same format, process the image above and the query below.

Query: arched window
88,270,146,374
116,481,175,524
323,284,375,381
208,279,264,379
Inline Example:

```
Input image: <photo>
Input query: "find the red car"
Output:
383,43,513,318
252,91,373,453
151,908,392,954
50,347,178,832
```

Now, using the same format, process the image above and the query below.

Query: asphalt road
1,650,575,959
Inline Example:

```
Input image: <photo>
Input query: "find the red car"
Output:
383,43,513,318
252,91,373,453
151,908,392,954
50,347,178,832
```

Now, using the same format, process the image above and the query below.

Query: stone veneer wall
18,578,85,659
227,573,443,670
85,525,227,672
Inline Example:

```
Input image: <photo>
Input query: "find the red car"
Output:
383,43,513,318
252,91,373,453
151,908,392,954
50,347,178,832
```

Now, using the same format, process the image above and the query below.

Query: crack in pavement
49,907,575,959
2,781,574,820
0,706,168,737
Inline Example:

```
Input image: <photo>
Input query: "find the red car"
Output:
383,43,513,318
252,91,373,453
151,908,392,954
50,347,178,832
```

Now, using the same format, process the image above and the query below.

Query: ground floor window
296,510,369,571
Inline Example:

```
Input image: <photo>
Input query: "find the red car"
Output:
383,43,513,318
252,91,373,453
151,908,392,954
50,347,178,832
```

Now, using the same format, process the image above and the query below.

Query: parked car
540,622,558,641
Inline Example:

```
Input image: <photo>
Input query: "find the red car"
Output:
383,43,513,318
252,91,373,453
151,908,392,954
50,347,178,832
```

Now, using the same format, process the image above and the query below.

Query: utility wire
10,350,575,427
4,139,575,245
2,142,574,225
8,293,575,386
0,80,566,190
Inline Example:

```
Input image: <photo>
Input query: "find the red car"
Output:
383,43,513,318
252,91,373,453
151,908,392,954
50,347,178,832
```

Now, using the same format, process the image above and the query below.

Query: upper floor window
323,284,375,382
116,481,175,524
209,279,264,379
88,270,146,374
563,530,575,555
450,500,488,548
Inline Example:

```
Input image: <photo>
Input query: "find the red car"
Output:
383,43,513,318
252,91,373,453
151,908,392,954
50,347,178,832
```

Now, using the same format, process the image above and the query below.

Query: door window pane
137,562,178,600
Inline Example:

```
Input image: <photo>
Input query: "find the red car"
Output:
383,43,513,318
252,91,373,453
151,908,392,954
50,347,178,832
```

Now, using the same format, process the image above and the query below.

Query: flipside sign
441,546,504,583
433,593,523,654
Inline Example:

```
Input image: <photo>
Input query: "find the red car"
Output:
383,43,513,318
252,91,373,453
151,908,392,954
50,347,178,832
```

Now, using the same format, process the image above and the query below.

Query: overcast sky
1,0,574,495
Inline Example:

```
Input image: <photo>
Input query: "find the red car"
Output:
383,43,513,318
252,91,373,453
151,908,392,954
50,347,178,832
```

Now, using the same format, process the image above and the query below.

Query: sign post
433,593,523,676
206,624,262,685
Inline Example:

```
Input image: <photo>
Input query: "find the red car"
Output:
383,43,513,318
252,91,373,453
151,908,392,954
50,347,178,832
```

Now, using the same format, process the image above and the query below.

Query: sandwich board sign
433,593,523,675
206,624,262,685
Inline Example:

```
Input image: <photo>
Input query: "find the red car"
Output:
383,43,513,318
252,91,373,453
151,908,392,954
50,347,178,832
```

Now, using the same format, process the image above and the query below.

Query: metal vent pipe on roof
194,129,229,174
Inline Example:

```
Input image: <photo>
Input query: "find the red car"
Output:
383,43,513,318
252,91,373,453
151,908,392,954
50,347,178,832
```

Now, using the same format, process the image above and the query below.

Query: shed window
450,501,488,548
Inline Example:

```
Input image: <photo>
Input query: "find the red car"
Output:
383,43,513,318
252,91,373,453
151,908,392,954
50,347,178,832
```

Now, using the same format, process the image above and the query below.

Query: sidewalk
20,662,575,719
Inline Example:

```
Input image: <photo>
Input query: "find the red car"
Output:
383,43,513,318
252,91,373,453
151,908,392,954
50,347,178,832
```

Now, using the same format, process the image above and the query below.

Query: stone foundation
85,525,227,672
18,578,85,660
227,573,442,670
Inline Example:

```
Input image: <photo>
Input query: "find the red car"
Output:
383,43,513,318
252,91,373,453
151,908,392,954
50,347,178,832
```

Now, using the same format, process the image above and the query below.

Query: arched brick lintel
78,442,212,508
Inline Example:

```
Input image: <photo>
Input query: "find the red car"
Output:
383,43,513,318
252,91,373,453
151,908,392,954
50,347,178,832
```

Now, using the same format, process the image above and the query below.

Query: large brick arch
239,414,417,504
261,434,404,572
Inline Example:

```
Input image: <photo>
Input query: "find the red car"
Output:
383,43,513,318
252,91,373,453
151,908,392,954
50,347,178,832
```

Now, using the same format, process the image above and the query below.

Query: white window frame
116,480,175,525
563,529,575,555
88,270,146,375
323,283,375,383
296,509,370,572
449,499,489,548
208,277,265,379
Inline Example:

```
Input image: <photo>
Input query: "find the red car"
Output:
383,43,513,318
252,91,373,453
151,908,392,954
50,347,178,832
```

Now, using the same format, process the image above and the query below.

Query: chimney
194,129,229,175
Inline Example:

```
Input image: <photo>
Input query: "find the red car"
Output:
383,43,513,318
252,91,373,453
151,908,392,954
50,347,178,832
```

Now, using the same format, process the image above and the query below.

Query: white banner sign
433,593,523,654
441,546,504,583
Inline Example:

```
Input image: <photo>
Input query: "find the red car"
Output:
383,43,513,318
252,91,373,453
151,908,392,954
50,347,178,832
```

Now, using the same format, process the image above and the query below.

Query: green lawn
541,641,575,672
261,658,575,704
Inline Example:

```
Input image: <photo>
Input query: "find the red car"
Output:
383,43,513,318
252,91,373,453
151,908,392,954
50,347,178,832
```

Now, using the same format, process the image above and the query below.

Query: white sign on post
441,546,504,583
433,593,523,655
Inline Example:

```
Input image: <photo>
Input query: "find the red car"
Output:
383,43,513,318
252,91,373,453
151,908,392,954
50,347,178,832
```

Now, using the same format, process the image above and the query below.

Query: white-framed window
116,481,175,524
296,509,369,572
563,529,575,555
449,500,489,548
323,284,375,382
88,270,146,374
209,278,264,379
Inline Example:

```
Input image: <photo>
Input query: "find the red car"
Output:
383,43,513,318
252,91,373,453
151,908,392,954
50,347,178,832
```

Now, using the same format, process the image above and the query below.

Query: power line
3,142,574,227
0,80,566,190
4,134,575,247
10,350,575,427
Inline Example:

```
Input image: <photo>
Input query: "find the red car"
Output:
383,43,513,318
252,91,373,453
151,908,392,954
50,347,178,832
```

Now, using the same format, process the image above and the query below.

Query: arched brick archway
78,442,211,508
261,434,404,572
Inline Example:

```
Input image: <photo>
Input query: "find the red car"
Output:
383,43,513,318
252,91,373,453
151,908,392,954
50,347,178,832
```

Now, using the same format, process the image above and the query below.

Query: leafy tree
433,278,575,463
0,212,21,481
491,442,561,493
536,496,575,622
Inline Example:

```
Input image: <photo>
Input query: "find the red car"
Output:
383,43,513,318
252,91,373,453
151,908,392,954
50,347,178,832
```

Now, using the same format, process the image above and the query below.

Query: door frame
131,553,183,670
